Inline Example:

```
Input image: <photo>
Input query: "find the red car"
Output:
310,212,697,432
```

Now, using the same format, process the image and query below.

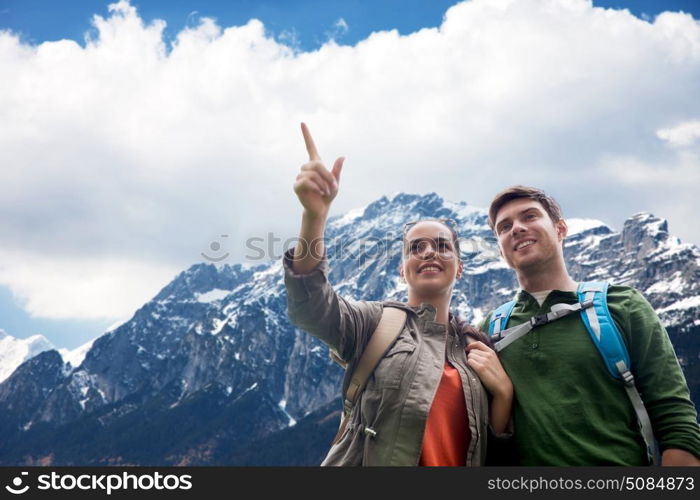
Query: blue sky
2,0,699,50
1,0,699,350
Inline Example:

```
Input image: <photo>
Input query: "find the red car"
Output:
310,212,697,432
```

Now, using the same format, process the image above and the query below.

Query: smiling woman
400,219,463,302
282,123,513,466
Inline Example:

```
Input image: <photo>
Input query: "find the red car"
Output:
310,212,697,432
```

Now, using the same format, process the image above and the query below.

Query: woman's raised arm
292,122,344,275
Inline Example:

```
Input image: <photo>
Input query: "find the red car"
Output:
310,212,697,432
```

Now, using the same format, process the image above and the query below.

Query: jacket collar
516,288,579,305
381,300,437,318
382,301,460,331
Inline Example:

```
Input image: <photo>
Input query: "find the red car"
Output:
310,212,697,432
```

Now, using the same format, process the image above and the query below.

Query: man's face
399,221,463,297
493,198,567,273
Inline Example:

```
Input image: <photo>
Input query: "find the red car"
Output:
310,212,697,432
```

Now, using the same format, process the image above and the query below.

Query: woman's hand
466,341,512,399
291,123,344,275
293,122,344,220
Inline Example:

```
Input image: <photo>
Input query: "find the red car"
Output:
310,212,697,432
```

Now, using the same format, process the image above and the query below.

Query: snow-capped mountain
0,329,54,383
57,339,95,371
0,329,95,384
0,193,697,465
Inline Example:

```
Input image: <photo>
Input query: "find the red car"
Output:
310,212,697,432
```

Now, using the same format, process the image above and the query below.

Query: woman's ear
456,260,464,280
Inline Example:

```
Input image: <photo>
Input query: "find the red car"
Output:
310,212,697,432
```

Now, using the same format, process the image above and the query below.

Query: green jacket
284,250,501,466
479,286,700,465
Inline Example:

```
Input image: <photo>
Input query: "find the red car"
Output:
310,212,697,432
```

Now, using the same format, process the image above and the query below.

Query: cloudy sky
1,0,699,348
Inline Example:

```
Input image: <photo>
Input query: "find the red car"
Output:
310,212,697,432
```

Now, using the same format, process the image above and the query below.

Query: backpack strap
331,306,407,444
489,298,593,352
488,300,517,336
577,282,631,379
577,281,658,465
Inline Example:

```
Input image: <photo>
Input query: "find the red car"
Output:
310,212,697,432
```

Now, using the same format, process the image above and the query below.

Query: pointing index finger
301,122,321,161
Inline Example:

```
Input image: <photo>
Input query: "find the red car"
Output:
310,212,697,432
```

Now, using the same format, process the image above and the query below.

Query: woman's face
400,221,463,298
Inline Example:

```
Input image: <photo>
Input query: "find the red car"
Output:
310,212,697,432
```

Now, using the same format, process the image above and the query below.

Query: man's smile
514,239,536,251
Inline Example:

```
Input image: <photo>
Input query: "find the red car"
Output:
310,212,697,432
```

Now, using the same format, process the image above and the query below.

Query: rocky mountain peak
622,212,671,258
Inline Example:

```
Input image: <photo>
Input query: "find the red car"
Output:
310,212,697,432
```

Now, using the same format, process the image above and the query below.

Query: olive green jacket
284,250,498,466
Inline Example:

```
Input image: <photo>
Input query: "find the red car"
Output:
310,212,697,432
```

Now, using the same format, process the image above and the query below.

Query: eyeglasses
402,218,461,257
402,218,459,235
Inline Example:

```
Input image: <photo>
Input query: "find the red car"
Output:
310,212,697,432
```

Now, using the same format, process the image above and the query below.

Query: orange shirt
419,361,471,466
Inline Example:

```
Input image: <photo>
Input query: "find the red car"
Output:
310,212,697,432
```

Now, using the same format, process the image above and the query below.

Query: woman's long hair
452,315,493,348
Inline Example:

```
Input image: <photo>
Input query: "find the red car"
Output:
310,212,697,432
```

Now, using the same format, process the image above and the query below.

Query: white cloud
0,249,176,320
324,17,349,43
0,0,699,322
334,17,349,35
657,121,700,147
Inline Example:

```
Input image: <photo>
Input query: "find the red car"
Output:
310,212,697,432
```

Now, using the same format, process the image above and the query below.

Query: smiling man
478,185,700,466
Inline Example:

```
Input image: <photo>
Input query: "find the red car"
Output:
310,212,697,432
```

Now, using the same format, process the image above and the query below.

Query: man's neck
517,264,577,294
407,293,451,324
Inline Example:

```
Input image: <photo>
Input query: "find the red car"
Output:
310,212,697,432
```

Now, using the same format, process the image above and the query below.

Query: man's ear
456,260,464,280
556,219,568,241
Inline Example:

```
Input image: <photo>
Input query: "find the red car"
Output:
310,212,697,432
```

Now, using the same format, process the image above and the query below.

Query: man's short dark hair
488,185,563,230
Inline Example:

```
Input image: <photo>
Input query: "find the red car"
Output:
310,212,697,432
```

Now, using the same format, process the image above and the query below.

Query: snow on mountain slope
0,329,54,383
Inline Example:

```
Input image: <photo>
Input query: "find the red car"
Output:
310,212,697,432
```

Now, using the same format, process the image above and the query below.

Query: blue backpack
487,281,658,465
